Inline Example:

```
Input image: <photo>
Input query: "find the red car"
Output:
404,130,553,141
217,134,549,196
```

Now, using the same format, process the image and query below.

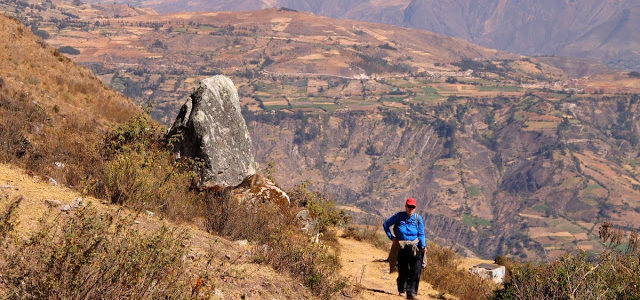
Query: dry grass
341,224,388,250
0,15,137,189
204,188,349,298
421,241,497,300
0,197,195,299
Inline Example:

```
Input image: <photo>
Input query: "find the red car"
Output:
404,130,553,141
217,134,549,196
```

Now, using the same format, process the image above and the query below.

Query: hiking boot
406,292,415,299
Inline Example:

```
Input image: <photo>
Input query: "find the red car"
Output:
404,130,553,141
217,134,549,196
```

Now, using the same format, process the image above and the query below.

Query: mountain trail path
338,234,449,300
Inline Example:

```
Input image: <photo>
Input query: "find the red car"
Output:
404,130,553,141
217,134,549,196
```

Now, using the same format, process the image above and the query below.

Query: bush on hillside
492,223,640,299
422,241,497,300
0,202,196,299
342,224,388,250
94,113,203,221
203,189,348,299
57,46,80,55
0,194,21,243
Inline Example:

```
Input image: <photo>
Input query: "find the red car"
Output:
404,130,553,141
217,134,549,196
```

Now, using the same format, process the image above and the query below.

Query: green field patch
512,111,525,122
465,185,482,197
414,86,444,102
196,25,218,32
532,203,550,213
558,223,585,234
546,219,562,226
379,96,406,102
479,85,522,92
290,103,338,113
388,79,416,88
263,105,290,111
462,214,491,228
523,121,559,131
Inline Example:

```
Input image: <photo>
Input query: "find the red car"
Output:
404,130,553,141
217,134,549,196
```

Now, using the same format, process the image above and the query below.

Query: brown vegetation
492,223,640,299
0,196,195,299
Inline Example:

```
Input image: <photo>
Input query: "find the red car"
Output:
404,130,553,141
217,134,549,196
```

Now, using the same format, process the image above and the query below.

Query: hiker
383,197,425,300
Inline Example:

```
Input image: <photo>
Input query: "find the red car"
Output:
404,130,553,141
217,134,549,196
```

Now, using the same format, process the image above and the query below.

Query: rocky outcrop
167,75,257,189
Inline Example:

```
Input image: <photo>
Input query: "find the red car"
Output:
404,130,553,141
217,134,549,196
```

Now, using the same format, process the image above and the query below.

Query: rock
47,177,57,186
224,254,232,260
60,205,71,212
70,198,85,208
133,220,141,224
235,240,249,247
44,199,62,207
145,210,154,216
53,162,65,169
236,175,291,206
0,185,11,190
213,289,224,299
167,75,257,190
296,209,317,233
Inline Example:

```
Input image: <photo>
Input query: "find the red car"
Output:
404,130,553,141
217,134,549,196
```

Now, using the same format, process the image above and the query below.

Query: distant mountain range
83,0,640,71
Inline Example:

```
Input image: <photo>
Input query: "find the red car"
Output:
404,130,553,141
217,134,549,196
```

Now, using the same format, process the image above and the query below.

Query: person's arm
417,215,426,250
382,213,398,240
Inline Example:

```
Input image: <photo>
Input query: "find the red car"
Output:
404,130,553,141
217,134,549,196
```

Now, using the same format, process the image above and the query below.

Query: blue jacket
383,212,426,249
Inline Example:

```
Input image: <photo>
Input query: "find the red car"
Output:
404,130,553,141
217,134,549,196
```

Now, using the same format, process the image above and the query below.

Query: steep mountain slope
247,91,640,260
0,14,139,187
81,0,640,70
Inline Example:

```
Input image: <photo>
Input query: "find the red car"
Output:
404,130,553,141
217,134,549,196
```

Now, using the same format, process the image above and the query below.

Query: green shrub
94,113,202,221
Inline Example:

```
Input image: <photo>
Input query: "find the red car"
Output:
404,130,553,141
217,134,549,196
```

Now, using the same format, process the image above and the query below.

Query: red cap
405,198,417,207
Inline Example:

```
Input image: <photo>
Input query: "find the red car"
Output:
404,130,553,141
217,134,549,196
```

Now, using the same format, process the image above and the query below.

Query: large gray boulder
167,75,257,189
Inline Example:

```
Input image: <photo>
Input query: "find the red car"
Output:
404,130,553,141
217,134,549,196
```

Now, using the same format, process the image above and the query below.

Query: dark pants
396,245,423,295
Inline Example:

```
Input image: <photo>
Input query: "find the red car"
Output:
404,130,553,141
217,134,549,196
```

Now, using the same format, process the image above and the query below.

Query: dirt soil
338,236,451,299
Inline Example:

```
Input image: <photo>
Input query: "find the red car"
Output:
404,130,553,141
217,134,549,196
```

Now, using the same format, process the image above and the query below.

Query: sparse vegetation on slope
0,201,194,299
492,223,640,299
0,14,137,188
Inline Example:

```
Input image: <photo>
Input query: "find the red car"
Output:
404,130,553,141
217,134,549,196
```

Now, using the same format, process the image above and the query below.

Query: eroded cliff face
246,94,640,259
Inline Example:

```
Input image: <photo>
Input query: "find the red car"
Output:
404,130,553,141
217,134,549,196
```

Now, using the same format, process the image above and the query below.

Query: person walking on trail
383,197,426,300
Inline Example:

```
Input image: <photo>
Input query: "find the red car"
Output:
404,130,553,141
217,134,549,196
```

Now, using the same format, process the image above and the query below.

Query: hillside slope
0,163,312,299
0,14,139,188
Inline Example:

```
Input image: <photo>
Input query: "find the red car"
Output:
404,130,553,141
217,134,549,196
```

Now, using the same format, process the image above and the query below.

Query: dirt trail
338,236,446,300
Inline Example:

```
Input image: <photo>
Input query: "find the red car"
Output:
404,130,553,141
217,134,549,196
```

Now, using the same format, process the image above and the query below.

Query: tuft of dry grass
421,241,497,300
341,224,388,250
204,188,349,299
0,199,196,299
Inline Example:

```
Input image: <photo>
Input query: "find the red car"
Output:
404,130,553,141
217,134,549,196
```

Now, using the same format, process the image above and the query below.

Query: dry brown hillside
0,163,312,299
0,14,139,187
